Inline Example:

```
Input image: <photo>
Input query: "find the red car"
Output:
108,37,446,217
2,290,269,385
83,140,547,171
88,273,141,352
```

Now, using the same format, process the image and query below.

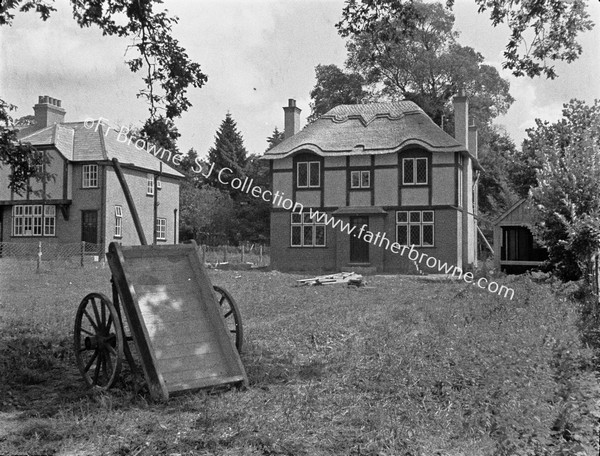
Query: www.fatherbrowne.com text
84,117,514,300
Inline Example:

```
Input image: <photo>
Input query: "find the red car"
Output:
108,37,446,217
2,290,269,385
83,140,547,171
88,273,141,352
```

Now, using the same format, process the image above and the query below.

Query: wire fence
198,243,270,268
0,241,105,271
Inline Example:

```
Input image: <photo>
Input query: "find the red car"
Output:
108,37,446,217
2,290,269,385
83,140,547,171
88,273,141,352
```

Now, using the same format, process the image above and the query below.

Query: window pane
303,213,313,223
397,225,408,245
297,162,308,187
409,211,421,223
315,225,326,246
422,211,434,223
403,159,414,184
309,162,320,187
416,158,427,184
351,171,360,188
291,213,302,224
423,225,434,246
410,225,421,246
303,226,313,246
361,171,370,187
291,226,302,246
396,211,408,223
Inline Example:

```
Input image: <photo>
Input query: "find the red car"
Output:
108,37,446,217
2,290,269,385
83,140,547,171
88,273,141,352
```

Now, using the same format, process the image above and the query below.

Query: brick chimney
452,89,468,149
33,95,66,128
283,98,301,139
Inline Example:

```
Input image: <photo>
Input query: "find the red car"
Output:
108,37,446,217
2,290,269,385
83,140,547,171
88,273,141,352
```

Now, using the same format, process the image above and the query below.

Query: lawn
0,261,598,455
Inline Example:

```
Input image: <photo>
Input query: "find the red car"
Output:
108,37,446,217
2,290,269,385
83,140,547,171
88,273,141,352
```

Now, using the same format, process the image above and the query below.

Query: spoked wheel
74,293,124,389
213,285,243,353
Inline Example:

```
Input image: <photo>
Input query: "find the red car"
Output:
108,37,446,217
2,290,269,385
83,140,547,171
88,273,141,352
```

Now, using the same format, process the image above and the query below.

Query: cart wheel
74,293,124,389
213,285,243,353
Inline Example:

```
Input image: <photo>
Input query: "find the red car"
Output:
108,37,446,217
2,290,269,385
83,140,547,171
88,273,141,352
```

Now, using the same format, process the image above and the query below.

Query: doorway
350,216,369,263
81,210,98,245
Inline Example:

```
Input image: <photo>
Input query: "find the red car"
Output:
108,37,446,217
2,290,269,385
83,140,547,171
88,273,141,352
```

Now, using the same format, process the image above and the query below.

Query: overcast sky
1,0,599,157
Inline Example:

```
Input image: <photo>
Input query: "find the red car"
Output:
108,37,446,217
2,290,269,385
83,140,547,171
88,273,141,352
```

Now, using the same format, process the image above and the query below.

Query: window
12,204,56,237
82,164,98,188
147,173,154,196
156,217,167,241
297,161,320,188
457,154,464,207
114,205,123,238
350,170,371,189
396,210,434,247
402,158,428,185
290,211,326,247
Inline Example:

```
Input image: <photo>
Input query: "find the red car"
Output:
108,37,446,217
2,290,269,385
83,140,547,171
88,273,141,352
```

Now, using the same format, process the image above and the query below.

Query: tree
308,64,367,122
266,127,285,151
344,0,514,128
529,100,600,282
337,0,593,80
205,113,248,195
1,0,207,193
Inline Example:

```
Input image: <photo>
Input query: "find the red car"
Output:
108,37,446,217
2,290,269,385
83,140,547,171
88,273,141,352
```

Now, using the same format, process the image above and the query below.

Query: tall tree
529,99,600,283
337,0,593,80
1,0,207,193
308,64,367,122
205,113,248,196
344,0,514,128
266,127,285,151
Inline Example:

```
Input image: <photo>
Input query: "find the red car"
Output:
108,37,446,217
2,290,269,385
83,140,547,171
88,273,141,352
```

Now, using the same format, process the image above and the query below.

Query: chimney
468,124,478,159
283,98,301,139
452,89,468,150
33,95,66,128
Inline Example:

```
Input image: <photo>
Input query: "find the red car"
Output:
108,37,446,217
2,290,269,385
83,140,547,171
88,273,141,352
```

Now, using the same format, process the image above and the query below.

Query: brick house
262,95,480,273
0,96,183,253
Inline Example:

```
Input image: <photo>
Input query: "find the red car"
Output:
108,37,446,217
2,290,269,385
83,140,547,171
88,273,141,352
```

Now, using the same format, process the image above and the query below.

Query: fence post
224,241,228,263
260,244,263,266
37,241,42,272
81,241,85,267
241,242,245,263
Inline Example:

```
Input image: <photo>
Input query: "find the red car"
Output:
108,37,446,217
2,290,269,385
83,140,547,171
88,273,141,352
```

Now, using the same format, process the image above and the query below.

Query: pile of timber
296,272,364,287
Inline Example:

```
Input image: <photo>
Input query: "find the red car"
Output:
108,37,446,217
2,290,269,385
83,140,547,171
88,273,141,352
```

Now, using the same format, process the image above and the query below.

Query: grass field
0,262,598,455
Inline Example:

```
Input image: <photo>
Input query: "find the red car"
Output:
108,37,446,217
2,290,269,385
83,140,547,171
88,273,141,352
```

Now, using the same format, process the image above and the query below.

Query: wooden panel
107,242,247,401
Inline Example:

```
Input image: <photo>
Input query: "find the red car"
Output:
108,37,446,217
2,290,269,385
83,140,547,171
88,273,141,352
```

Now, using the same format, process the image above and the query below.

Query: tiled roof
18,121,183,178
263,101,467,159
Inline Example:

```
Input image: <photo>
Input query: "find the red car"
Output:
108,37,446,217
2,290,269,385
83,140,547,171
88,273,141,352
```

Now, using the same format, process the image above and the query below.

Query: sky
1,0,599,157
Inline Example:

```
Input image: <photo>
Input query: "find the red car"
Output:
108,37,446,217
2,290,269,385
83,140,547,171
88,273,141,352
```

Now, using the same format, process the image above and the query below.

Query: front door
350,216,369,263
81,210,98,245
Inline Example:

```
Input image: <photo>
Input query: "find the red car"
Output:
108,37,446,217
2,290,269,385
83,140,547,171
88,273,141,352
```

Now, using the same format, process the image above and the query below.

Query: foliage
265,127,284,152
529,100,600,282
344,0,513,128
308,64,367,122
139,116,180,152
337,0,594,80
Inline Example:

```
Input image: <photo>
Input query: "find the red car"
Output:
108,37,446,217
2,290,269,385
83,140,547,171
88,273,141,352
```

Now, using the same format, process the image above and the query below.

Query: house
492,199,548,274
0,95,183,254
262,95,480,273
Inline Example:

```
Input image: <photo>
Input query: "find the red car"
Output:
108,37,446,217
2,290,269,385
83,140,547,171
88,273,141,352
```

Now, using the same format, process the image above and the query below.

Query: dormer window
297,161,320,188
402,157,428,185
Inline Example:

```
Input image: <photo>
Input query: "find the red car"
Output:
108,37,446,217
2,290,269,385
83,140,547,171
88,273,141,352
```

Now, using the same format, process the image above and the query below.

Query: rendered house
493,199,548,274
262,95,480,273
0,96,183,252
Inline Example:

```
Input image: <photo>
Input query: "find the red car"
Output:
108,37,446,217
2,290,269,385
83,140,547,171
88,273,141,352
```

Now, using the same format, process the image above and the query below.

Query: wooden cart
73,159,246,401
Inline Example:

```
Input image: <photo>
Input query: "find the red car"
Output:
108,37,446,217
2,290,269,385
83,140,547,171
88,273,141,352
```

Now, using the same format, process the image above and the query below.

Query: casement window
156,217,167,241
12,204,56,237
402,157,428,185
396,210,434,247
297,161,321,188
114,205,123,238
82,164,98,188
290,211,326,247
147,173,155,196
350,170,371,189
457,153,464,207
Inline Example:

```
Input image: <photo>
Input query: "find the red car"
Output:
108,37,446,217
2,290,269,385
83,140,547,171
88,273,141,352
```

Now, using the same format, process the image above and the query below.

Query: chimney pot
288,99,296,108
33,95,66,128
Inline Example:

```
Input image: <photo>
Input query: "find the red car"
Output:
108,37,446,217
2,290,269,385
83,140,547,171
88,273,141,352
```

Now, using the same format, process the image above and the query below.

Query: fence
0,241,105,270
198,243,270,267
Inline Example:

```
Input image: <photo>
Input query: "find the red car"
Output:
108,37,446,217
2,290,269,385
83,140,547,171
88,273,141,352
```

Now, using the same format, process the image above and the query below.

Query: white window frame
297,161,321,188
82,164,98,188
396,210,434,247
114,205,123,238
402,157,428,185
350,170,371,189
12,204,56,237
156,217,167,241
147,173,155,196
290,211,326,247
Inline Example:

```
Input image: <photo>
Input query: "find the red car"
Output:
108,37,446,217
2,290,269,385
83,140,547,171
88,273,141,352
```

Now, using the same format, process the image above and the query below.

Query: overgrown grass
0,264,598,455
